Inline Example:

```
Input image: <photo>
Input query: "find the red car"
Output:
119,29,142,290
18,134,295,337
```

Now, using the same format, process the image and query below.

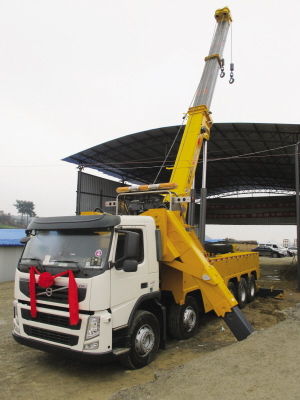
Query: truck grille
21,309,81,330
23,324,79,346
19,281,86,304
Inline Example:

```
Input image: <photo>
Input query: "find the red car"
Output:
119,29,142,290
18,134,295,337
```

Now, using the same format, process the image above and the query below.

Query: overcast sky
1,0,299,244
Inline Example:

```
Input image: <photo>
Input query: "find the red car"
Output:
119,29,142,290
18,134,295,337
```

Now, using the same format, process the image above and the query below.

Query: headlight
85,316,100,340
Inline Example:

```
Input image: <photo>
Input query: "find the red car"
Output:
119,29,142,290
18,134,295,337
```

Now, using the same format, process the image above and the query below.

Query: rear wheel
236,277,247,309
247,274,256,303
168,296,199,340
272,252,279,258
120,310,160,369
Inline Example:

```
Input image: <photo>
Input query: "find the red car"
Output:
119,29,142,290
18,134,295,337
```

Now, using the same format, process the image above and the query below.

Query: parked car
251,245,286,258
260,243,288,256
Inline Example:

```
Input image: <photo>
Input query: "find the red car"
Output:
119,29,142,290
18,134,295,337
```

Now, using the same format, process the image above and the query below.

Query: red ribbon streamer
29,266,79,325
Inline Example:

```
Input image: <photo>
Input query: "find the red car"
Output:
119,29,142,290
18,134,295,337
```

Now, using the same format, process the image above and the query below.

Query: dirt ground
1,257,300,400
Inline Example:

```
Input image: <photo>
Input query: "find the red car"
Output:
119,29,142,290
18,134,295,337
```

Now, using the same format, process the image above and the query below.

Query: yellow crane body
143,208,259,318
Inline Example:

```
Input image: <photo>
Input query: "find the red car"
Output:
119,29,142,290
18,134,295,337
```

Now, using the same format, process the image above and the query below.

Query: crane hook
229,63,234,84
220,58,225,78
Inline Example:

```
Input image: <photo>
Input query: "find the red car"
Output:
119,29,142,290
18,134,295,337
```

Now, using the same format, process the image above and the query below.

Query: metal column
76,166,83,216
188,178,196,226
295,138,300,291
199,140,208,245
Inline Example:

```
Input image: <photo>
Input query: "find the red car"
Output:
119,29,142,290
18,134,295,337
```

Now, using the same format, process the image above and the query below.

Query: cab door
110,227,149,328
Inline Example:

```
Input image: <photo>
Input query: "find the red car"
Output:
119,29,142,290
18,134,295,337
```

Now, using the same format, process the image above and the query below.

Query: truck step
113,347,130,356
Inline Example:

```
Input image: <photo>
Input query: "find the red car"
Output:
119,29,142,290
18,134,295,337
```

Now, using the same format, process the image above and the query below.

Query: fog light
85,316,100,340
84,341,99,350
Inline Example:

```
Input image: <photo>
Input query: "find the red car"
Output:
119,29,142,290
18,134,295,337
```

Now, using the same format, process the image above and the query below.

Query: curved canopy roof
63,123,300,198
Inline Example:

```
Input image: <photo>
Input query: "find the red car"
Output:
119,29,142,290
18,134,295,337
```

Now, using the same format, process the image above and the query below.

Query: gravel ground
1,257,299,400
111,305,300,400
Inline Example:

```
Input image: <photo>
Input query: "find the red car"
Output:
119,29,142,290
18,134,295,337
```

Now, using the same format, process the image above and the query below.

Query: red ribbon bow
29,266,79,325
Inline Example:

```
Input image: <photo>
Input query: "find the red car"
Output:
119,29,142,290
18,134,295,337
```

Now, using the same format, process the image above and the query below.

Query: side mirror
20,236,31,244
124,231,139,259
122,259,138,273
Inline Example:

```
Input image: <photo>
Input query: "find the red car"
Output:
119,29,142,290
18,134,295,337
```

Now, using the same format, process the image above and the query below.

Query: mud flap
223,306,254,341
154,298,167,350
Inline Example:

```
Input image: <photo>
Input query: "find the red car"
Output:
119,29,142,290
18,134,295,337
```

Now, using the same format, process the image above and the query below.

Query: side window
115,229,144,264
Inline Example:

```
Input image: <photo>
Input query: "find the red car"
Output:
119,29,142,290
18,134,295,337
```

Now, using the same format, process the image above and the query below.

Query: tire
246,274,256,303
168,296,199,340
236,277,247,309
227,281,236,299
120,310,160,369
205,243,233,254
272,252,279,258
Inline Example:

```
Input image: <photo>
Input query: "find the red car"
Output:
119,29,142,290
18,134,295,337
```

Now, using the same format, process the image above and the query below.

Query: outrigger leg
223,306,255,341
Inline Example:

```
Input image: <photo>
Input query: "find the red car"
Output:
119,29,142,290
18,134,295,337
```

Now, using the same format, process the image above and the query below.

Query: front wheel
168,296,199,340
272,252,279,258
120,310,160,369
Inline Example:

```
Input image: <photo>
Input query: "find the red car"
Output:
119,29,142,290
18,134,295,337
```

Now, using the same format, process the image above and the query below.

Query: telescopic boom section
168,8,232,216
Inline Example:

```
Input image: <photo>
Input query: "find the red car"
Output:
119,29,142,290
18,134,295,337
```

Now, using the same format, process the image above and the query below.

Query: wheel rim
135,324,155,357
250,281,255,297
241,284,246,302
183,306,196,332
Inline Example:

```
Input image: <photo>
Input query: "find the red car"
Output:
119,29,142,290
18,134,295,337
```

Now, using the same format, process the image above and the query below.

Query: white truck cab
13,214,163,368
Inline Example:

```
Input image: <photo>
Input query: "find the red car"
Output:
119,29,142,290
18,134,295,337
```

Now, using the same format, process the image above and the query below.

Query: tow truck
13,7,260,369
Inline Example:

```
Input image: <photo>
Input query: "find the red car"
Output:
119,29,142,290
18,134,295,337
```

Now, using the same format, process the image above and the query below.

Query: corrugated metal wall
204,196,296,225
76,172,124,214
76,172,297,225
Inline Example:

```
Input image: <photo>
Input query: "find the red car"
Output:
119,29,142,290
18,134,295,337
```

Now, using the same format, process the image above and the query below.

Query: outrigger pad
223,306,254,341
257,287,285,299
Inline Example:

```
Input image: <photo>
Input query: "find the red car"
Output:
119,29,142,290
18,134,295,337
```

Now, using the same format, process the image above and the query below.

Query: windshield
20,228,112,276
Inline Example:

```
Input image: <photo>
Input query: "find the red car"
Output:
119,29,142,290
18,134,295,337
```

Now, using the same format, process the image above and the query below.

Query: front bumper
12,331,128,363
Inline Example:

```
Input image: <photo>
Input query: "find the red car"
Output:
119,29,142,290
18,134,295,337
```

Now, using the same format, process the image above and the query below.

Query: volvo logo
36,286,68,297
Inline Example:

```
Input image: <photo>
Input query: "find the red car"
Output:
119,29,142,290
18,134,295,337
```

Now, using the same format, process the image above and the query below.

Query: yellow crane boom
168,7,232,219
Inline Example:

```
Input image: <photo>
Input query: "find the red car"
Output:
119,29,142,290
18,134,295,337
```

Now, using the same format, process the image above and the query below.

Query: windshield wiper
54,260,88,276
21,258,45,272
